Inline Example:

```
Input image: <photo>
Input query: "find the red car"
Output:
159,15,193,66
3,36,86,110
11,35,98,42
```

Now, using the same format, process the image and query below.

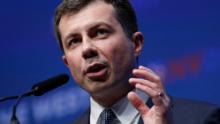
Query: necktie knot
100,109,119,124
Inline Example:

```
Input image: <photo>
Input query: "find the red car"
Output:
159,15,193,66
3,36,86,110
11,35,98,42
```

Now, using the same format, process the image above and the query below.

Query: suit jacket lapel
71,108,90,124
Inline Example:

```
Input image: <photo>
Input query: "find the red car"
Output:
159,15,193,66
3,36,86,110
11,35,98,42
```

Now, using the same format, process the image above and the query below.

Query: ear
132,32,144,57
62,55,69,67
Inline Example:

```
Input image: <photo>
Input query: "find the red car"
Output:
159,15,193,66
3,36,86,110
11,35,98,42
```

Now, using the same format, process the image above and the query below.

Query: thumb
127,91,149,115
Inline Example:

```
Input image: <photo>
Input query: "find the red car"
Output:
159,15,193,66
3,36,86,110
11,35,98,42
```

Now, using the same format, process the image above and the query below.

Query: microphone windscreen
32,73,69,96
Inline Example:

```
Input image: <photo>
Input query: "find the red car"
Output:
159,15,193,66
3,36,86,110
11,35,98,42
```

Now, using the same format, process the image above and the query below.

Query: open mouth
85,63,108,81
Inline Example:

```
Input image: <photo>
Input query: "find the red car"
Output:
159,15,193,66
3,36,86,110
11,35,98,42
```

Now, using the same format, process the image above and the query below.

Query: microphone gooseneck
4,73,70,124
0,73,70,103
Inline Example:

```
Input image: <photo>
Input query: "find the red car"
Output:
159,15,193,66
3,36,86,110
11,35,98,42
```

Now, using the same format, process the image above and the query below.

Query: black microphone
32,73,69,96
0,73,70,102
5,73,70,124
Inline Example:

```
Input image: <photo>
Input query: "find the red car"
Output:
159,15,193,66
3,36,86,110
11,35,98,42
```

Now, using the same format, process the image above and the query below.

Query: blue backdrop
0,0,220,124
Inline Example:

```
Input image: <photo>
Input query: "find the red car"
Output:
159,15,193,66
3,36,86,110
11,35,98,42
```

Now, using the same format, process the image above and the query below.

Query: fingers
135,83,163,106
129,78,157,89
127,91,149,115
129,65,169,109
133,65,161,83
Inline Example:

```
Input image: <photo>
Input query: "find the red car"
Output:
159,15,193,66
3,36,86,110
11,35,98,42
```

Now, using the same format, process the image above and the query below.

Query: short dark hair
54,0,138,51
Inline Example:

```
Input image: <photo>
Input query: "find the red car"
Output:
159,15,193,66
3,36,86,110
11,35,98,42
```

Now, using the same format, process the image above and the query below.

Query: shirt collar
90,89,149,124
90,97,105,124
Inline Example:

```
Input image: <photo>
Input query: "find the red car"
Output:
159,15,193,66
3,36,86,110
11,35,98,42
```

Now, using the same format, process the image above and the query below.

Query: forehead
58,1,120,39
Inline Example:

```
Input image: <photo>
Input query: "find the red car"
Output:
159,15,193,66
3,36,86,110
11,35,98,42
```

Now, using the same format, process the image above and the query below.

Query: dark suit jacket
71,97,220,124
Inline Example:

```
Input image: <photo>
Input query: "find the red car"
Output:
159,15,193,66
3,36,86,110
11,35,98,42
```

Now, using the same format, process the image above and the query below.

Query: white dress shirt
90,89,149,124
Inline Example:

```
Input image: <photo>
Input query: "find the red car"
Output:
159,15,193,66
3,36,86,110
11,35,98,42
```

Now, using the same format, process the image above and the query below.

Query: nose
82,41,98,59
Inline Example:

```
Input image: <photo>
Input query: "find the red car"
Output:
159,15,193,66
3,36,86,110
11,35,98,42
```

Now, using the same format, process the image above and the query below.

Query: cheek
105,40,135,69
114,46,134,66
65,53,83,81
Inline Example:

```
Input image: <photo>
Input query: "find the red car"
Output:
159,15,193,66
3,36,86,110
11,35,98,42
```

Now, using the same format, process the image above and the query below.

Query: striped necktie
100,109,119,124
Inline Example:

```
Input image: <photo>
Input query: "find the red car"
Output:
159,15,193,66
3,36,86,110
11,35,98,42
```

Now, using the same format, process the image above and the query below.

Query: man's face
59,1,140,97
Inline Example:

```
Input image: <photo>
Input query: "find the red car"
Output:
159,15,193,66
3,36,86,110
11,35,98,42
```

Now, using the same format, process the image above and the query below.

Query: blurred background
0,0,219,123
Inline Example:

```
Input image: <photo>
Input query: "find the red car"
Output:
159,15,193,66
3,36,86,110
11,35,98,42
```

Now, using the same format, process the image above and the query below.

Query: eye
94,29,110,38
67,37,81,47
97,29,108,35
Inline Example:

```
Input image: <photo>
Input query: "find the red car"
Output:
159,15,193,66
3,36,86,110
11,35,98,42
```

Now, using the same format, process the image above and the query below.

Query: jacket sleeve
203,108,220,124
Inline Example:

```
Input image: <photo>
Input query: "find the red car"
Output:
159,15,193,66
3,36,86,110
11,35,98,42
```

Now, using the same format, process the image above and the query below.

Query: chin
88,82,114,96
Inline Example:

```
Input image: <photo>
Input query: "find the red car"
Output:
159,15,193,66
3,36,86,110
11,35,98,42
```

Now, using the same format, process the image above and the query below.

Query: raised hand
127,65,171,124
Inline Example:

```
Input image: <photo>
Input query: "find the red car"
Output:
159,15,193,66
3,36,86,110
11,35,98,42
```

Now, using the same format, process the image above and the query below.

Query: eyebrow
63,33,79,44
63,22,113,42
89,22,113,29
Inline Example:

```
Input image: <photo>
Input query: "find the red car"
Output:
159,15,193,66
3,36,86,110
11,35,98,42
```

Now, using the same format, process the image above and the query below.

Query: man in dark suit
53,0,220,123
